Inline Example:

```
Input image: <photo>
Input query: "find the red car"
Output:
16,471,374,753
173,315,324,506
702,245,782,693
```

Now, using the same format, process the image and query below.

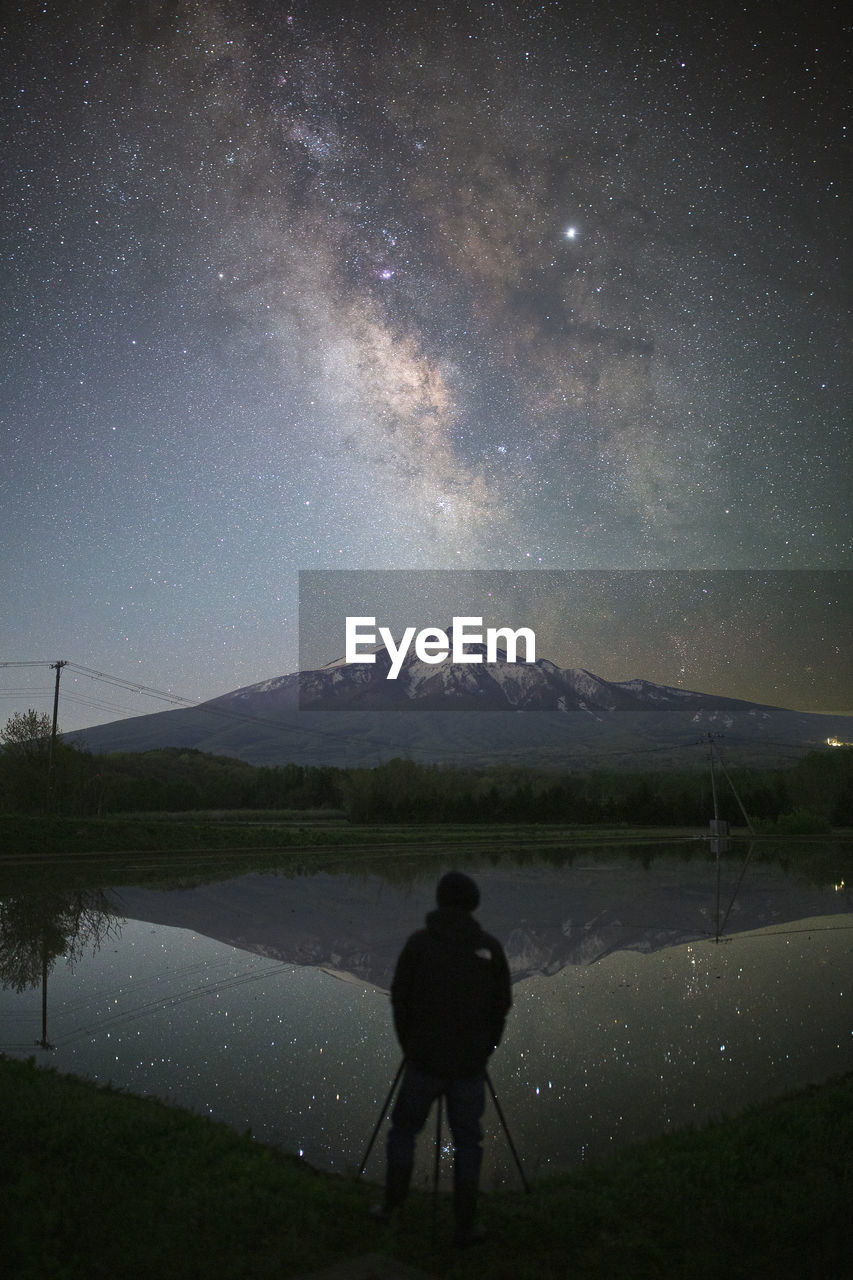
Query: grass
0,811,709,855
0,1054,849,1280
6,812,850,867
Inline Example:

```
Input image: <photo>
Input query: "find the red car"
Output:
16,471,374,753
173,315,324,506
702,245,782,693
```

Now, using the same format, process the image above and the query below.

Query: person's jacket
390,905,512,1078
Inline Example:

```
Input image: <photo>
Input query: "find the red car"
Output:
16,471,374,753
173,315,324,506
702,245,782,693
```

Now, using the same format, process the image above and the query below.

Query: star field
1,0,849,727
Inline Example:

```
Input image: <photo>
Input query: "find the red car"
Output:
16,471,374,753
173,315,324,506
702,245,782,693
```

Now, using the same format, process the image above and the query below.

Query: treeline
91,749,342,814
337,751,852,829
0,742,341,817
1,737,851,829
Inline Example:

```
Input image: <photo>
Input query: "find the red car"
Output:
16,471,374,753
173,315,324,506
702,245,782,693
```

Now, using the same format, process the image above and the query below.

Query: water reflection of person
371,871,512,1247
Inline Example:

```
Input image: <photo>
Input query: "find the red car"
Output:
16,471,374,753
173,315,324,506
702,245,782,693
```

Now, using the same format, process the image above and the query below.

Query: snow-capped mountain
292,631,726,714
67,633,852,768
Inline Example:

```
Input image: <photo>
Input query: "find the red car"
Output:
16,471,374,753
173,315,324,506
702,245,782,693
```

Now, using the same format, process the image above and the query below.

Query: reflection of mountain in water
108,857,850,990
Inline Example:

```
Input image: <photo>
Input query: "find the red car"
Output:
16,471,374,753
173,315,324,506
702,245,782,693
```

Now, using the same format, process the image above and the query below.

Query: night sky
2,1,849,731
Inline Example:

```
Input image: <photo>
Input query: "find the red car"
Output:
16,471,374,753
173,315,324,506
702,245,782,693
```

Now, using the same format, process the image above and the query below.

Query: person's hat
436,871,480,911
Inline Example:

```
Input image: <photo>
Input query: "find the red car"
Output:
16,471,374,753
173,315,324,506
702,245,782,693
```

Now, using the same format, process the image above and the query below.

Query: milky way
1,1,849,727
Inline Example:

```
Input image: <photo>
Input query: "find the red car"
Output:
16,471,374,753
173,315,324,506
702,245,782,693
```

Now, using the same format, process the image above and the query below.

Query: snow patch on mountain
235,675,290,696
691,710,736,728
566,668,614,704
613,678,697,702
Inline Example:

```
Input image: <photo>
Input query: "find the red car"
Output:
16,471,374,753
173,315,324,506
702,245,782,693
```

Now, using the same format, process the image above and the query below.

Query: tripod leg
358,1058,406,1178
432,1092,443,1232
485,1072,530,1193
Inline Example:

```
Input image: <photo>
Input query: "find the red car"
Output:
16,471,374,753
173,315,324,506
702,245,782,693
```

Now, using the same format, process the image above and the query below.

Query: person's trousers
386,1061,485,1187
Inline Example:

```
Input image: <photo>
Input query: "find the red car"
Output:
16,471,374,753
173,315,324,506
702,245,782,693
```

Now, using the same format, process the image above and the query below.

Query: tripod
358,1060,530,1195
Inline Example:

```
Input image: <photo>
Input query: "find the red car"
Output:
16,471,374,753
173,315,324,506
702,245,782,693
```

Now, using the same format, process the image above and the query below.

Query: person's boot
452,1179,486,1246
369,1162,411,1224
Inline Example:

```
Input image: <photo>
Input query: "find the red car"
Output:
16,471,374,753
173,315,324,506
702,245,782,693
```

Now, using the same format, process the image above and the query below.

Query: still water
1,841,850,1188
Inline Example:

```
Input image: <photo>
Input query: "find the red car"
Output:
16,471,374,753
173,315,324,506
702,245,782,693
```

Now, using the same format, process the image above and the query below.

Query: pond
1,839,850,1189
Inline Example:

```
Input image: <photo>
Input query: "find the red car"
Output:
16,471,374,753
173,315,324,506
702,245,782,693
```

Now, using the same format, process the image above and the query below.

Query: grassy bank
8,812,850,864
0,1054,849,1280
0,812,710,857
1,814,848,902
0,814,712,865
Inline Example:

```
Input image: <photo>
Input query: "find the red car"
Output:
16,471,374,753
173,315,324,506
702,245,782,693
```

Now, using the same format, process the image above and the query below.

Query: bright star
565,226,578,240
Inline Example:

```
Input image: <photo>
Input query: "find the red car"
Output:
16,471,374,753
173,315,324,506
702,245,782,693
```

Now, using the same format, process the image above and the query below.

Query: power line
65,663,200,708
0,661,60,668
0,690,58,698
55,692,156,718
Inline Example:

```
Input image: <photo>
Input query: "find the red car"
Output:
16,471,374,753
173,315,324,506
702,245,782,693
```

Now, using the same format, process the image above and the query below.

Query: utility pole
47,660,67,799
38,937,53,1051
708,732,720,826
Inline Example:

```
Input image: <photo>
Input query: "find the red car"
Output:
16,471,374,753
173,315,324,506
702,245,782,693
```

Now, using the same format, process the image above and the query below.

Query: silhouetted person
372,871,512,1246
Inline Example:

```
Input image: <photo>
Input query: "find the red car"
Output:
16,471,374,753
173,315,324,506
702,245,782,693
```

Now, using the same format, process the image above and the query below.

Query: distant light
565,226,578,240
